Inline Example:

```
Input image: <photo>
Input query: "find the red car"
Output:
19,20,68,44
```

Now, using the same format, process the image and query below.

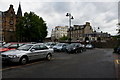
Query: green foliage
59,35,68,40
16,12,47,42
117,23,120,35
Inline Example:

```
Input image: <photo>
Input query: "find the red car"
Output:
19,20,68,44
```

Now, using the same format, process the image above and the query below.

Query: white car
2,43,54,64
44,42,56,48
86,44,93,49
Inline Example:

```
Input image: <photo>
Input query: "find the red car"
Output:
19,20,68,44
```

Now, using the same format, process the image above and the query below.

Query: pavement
1,48,117,79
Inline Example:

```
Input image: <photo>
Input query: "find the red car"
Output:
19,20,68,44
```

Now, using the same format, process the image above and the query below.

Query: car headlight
73,47,76,50
8,55,17,58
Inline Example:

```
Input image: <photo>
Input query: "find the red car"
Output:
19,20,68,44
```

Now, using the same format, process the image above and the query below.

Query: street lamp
66,13,74,44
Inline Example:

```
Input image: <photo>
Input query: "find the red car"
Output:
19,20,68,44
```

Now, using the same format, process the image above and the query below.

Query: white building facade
51,26,68,41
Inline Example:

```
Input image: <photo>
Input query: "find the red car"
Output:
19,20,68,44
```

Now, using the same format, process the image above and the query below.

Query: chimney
10,4,13,8
86,22,90,26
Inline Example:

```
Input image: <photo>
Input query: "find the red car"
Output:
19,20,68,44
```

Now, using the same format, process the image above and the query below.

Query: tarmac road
1,48,117,79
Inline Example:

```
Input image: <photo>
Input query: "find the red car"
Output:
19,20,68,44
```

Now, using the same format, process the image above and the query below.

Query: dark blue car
116,46,120,54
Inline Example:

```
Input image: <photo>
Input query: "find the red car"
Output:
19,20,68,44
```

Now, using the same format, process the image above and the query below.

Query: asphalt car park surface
1,48,117,79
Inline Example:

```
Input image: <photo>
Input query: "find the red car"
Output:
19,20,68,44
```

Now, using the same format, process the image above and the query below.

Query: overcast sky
0,0,119,37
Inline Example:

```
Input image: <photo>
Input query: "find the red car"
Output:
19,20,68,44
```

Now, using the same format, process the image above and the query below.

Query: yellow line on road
115,59,120,64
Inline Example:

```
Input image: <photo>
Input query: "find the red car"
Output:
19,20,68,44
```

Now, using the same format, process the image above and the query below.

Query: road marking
115,59,120,64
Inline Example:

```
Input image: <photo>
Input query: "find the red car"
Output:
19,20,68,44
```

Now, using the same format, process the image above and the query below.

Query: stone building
0,11,2,41
2,4,22,42
68,22,110,42
51,26,68,41
83,31,111,42
68,22,93,41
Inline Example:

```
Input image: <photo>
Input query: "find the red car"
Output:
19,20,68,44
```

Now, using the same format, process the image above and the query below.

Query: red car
0,42,26,53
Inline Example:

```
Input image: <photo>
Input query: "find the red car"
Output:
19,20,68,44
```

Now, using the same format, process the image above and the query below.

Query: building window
9,20,13,25
10,14,13,17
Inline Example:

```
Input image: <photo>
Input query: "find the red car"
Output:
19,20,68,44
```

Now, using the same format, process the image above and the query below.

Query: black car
65,43,83,54
117,48,120,54
116,46,120,54
114,46,120,54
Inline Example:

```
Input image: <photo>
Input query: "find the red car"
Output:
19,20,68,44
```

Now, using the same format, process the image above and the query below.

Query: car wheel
19,57,28,65
75,50,79,54
118,51,120,54
80,49,83,53
46,54,52,61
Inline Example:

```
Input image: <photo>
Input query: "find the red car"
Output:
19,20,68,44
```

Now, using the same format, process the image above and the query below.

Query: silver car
2,43,54,64
53,43,68,52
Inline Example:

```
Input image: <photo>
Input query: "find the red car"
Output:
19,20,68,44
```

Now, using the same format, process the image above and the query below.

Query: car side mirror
31,49,35,52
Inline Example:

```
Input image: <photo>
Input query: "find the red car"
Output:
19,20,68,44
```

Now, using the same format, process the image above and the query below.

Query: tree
97,37,101,42
59,35,68,41
117,23,120,35
117,23,120,46
16,12,47,42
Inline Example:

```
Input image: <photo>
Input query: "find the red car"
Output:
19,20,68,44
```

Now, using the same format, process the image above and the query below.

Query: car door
30,45,41,60
62,44,67,51
38,44,49,58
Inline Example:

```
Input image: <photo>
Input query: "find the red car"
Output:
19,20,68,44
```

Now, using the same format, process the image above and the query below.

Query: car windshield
17,44,33,51
86,44,92,46
56,43,64,46
2,43,11,48
69,43,77,47
0,43,2,47
45,43,51,46
45,42,55,46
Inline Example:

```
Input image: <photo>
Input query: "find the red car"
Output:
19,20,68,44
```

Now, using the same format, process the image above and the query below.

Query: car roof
24,43,44,45
7,42,29,44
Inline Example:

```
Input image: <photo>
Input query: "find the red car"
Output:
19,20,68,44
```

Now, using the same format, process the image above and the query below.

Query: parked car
2,43,54,64
114,46,120,53
85,44,94,49
0,42,27,53
0,41,6,47
44,42,56,48
53,43,69,52
116,46,120,54
81,44,86,51
114,46,120,54
65,43,83,54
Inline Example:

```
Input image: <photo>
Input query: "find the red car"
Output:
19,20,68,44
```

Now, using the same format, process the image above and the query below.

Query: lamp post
66,13,74,44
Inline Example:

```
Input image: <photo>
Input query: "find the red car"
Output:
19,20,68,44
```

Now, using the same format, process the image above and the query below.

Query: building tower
17,2,22,17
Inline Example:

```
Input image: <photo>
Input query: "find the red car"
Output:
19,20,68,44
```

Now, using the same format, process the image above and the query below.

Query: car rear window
17,44,33,51
2,43,11,48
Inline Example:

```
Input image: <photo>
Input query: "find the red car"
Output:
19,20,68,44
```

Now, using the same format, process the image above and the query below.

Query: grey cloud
0,1,118,36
